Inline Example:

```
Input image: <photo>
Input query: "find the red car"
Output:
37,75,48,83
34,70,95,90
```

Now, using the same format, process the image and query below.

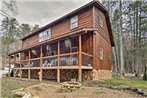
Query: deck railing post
20,52,22,79
13,54,16,78
93,31,96,69
28,50,31,80
57,41,60,83
39,46,43,82
8,56,10,77
78,34,82,82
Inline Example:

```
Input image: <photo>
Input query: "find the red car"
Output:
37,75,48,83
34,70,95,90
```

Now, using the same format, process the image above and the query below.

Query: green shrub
143,67,147,81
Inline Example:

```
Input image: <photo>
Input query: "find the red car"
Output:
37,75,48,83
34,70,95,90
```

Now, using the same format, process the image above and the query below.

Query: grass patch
1,77,39,98
92,76,147,90
94,88,106,94
1,78,22,98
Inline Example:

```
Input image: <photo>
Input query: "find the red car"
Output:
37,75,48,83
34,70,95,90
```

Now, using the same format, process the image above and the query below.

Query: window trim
99,47,103,60
39,28,51,42
98,16,104,29
70,15,78,29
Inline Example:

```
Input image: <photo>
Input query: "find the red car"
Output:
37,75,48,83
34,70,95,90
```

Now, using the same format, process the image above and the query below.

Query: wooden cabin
8,0,114,82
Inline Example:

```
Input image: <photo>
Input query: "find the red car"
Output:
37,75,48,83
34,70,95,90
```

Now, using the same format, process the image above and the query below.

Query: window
39,28,51,42
70,15,78,29
99,47,103,60
99,16,104,28
26,39,29,47
108,53,111,61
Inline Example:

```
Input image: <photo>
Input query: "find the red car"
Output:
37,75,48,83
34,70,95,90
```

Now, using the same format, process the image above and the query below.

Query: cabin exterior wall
92,6,112,79
8,2,114,82
22,8,93,49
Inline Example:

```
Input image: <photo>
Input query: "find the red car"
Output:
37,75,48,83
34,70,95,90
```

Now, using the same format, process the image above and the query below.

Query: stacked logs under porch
21,69,92,82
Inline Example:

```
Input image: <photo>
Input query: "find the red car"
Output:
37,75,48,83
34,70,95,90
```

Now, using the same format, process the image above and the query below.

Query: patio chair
43,60,48,67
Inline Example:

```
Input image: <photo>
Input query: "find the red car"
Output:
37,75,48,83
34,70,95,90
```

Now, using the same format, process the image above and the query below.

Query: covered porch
8,31,94,82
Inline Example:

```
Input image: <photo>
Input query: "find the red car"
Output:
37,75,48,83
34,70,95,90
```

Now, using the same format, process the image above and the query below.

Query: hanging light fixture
46,45,52,52
65,39,71,48
31,50,37,55
17,54,19,57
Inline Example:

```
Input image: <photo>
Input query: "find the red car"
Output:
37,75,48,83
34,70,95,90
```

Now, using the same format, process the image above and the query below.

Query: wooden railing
81,52,93,66
10,51,93,69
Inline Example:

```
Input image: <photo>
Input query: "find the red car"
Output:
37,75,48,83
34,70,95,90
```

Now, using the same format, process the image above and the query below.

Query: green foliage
1,78,22,98
94,88,106,94
93,76,147,90
18,23,31,38
0,17,39,56
102,0,147,75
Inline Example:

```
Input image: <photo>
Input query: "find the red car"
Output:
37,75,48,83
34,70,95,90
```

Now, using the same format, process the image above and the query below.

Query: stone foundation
82,70,92,81
92,69,112,80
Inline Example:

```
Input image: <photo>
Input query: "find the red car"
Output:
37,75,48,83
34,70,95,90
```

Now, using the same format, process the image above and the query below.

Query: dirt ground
1,77,145,98
23,83,144,98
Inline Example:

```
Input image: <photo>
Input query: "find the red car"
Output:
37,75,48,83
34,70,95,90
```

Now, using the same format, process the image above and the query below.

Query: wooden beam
14,54,16,78
57,41,60,83
8,56,10,77
81,52,93,57
60,52,78,56
39,46,43,82
78,34,82,82
28,50,31,80
93,31,97,69
42,55,58,59
92,6,96,28
20,53,22,79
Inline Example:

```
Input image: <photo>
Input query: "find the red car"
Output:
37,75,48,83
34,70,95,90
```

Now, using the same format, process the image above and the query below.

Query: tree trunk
119,0,124,76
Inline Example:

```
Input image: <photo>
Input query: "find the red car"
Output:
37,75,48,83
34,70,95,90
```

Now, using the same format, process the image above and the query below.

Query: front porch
8,32,94,82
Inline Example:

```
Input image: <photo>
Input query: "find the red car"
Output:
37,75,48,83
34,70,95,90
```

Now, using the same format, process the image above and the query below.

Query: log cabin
8,0,114,82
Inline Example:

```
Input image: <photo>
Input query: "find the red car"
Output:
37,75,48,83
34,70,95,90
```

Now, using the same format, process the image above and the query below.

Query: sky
3,0,101,27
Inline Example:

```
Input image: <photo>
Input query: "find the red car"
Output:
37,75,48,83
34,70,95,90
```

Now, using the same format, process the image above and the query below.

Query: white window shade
99,47,103,60
99,16,104,28
70,15,78,29
39,28,51,42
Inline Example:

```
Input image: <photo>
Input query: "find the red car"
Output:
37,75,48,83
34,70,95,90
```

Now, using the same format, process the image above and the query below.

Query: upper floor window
70,15,78,29
99,16,104,28
39,28,51,42
99,47,103,60
26,38,29,46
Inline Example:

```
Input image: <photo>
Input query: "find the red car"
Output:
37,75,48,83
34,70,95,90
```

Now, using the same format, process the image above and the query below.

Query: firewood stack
60,81,82,92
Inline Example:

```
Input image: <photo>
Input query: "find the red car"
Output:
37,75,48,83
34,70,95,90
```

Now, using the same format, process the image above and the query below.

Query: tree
102,0,147,76
1,17,19,55
18,24,31,38
32,24,39,32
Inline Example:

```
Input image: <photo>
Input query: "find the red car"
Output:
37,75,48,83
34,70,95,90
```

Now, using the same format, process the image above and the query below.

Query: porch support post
39,46,43,82
13,54,16,78
93,31,96,69
8,56,10,77
78,34,82,82
20,53,22,79
57,41,60,83
28,50,31,80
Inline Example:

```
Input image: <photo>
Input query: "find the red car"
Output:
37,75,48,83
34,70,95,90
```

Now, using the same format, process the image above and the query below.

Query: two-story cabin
8,0,114,82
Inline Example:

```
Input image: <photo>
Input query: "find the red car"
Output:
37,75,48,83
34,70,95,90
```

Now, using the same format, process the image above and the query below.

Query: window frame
99,16,104,29
39,28,51,42
70,15,78,29
99,47,103,60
